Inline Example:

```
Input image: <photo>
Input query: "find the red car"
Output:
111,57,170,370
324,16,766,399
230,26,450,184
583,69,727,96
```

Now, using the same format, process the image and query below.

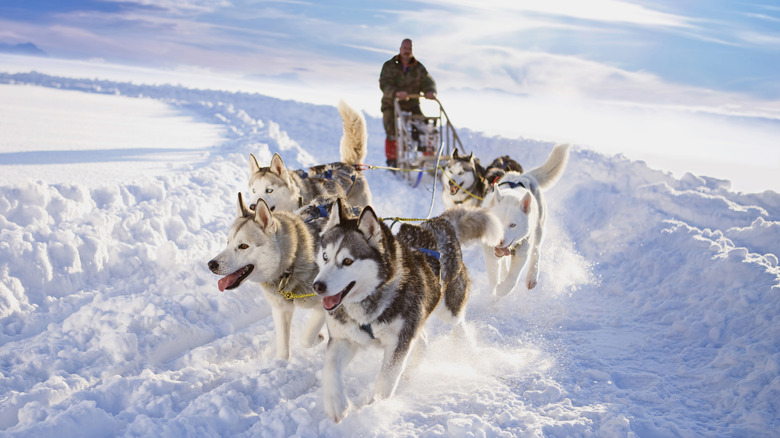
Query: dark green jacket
379,55,436,112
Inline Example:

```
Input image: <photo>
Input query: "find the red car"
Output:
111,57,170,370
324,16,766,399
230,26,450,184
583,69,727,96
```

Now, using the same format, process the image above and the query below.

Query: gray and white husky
440,149,524,208
248,100,373,212
483,143,570,296
207,193,327,361
311,199,501,422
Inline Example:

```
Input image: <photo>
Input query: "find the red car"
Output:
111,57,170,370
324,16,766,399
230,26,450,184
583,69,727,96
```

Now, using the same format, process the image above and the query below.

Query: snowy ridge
0,73,778,437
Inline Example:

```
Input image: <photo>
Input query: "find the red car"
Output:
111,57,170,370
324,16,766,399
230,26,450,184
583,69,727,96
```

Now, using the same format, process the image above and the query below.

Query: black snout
312,281,327,295
208,259,219,273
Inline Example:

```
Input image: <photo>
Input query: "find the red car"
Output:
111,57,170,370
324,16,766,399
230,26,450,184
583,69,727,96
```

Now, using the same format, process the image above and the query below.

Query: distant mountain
0,42,47,57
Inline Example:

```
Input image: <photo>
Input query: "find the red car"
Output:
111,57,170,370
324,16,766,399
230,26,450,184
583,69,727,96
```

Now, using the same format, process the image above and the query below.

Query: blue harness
414,247,441,259
498,180,526,189
300,168,359,198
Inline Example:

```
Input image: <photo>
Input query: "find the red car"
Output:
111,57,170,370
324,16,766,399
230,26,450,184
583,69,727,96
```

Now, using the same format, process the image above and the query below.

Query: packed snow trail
0,73,778,437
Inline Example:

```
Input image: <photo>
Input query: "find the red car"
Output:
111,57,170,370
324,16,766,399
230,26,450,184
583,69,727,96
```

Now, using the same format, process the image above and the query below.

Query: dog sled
393,96,465,183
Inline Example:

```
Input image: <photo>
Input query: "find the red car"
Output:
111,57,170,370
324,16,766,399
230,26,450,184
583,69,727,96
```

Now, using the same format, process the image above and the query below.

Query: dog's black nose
208,260,219,272
312,281,327,295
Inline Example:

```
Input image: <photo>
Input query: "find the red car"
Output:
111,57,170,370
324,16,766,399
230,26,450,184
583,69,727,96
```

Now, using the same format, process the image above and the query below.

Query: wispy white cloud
737,31,780,48
3,0,780,124
429,44,780,121
743,12,780,24
418,0,693,28
100,0,232,14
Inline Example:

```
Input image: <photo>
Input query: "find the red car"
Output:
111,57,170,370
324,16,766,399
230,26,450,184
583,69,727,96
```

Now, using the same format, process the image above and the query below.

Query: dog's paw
527,273,538,290
324,391,350,423
274,349,291,361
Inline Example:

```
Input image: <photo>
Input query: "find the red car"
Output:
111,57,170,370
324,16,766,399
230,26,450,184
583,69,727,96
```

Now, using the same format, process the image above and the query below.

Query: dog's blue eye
322,252,328,261
509,223,516,229
265,188,273,194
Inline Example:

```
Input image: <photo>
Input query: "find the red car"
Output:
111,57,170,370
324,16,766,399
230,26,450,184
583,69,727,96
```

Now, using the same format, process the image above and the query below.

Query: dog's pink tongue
322,292,342,310
449,184,458,195
218,272,241,292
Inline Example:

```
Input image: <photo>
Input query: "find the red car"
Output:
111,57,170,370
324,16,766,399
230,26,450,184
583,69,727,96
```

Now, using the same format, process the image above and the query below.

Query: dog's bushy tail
338,100,367,165
439,206,503,247
527,143,570,189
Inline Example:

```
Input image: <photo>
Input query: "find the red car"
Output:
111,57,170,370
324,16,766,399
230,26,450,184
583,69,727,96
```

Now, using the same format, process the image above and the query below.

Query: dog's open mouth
217,265,254,291
449,181,460,195
322,281,356,311
494,246,512,258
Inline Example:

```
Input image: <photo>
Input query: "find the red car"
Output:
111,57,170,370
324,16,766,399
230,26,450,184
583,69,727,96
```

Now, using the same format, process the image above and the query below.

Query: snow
0,82,225,185
1,70,779,437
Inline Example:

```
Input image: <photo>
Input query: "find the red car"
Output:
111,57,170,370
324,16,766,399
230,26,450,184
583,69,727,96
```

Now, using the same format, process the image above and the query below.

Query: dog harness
503,236,529,257
441,167,484,203
413,247,441,259
498,180,526,189
277,270,317,300
303,204,330,223
298,169,334,180
297,168,359,198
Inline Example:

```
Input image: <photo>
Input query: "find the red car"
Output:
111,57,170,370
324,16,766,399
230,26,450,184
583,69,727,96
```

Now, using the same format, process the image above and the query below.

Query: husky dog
207,193,326,361
440,149,523,208
248,100,372,212
483,143,570,296
312,199,501,422
485,154,524,184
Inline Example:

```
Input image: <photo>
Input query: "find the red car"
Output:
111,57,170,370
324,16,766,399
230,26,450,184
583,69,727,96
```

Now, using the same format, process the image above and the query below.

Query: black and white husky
440,149,524,208
311,199,502,422
207,193,328,361
484,143,570,295
248,100,373,212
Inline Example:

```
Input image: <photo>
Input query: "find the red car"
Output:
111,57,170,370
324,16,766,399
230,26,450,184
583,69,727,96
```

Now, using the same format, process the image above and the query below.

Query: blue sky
1,0,779,191
3,1,779,99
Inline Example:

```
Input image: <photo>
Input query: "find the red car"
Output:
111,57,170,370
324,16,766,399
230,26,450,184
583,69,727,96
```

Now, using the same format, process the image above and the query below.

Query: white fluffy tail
440,206,503,247
527,143,570,189
338,100,368,165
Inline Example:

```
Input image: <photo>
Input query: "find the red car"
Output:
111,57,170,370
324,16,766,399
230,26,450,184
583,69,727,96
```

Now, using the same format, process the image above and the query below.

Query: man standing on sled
379,38,437,168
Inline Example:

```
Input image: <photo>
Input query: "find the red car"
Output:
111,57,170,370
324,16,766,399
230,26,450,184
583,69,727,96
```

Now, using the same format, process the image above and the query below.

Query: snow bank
0,72,778,437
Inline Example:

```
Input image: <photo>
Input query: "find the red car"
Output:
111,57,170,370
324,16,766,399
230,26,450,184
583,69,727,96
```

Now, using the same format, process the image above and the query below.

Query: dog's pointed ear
489,184,503,206
357,206,382,246
253,198,276,231
453,148,459,159
269,153,288,178
522,192,532,214
237,192,253,218
249,153,261,175
323,198,345,232
337,198,352,223
468,151,475,163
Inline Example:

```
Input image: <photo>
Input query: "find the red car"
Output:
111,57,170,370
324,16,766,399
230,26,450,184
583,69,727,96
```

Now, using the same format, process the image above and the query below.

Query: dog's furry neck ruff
276,267,317,300
270,212,319,300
